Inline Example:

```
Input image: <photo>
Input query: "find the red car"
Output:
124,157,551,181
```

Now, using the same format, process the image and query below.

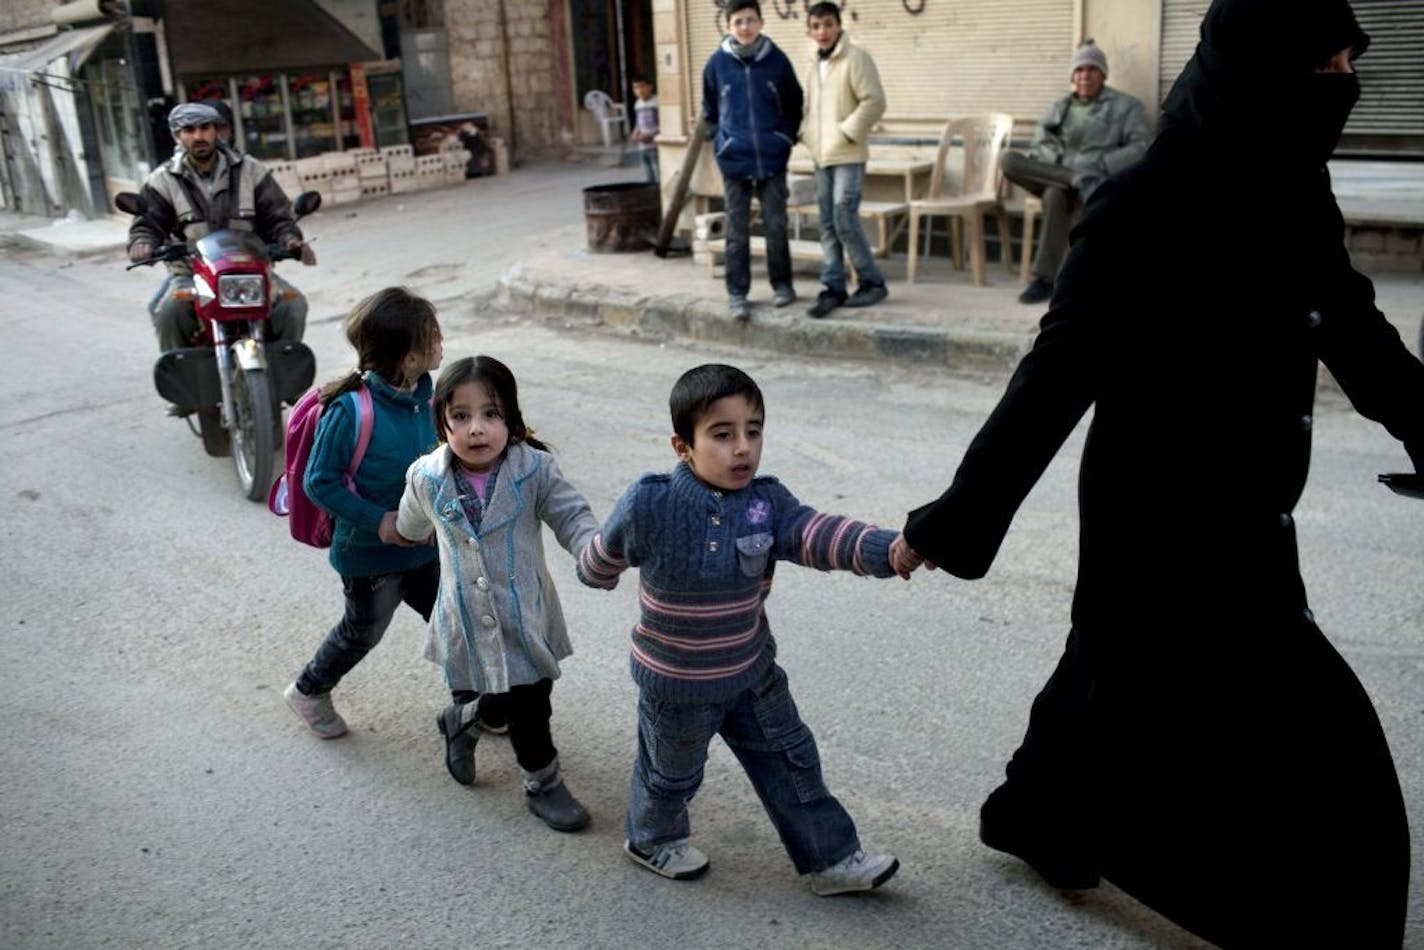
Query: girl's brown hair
433,355,549,452
319,287,440,404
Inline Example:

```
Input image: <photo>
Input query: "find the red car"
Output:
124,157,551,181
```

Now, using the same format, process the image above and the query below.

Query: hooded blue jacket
701,36,803,182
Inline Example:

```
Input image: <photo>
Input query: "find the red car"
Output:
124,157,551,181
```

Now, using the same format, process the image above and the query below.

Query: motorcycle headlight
217,274,266,308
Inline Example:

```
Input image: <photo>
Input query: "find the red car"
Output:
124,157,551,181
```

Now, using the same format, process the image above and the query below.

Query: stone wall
0,0,58,34
444,0,564,157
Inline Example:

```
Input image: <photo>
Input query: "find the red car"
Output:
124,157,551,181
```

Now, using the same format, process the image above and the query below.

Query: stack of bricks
414,154,446,190
438,140,471,185
266,160,303,200
350,148,390,200
293,157,331,209
692,212,726,266
322,151,362,206
383,145,418,195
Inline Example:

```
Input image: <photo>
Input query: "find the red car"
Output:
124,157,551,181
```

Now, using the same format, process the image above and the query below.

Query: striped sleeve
772,484,897,578
577,483,636,590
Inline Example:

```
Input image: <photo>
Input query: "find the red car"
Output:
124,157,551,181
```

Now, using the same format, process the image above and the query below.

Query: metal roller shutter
682,0,1074,128
1158,0,1423,154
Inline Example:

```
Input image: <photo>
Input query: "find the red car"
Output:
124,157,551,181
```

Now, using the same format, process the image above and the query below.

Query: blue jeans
627,663,860,874
815,162,883,292
722,175,792,301
296,560,439,695
639,148,660,184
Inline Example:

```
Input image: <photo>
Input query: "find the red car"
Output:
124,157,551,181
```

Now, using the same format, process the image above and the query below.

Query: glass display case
236,73,290,161
367,67,410,148
288,72,338,158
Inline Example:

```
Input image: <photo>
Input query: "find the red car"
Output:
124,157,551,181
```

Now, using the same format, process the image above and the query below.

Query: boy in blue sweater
702,0,803,322
579,363,913,895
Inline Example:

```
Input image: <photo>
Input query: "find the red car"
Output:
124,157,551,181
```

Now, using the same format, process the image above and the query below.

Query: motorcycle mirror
114,191,145,216
293,191,321,217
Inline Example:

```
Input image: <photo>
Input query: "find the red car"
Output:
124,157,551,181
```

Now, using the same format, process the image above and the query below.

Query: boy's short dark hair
725,0,762,23
670,364,764,444
807,1,841,22
632,75,653,86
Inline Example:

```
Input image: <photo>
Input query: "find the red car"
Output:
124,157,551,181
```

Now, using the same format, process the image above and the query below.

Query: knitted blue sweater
578,462,896,702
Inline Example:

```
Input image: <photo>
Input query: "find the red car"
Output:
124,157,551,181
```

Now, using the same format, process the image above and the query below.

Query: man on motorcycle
127,102,317,352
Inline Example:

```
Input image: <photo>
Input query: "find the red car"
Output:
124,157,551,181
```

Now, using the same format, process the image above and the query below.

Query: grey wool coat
397,442,600,693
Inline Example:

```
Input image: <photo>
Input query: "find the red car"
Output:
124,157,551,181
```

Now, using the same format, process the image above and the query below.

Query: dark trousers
722,174,791,300
1000,150,1078,283
461,679,557,773
296,560,439,695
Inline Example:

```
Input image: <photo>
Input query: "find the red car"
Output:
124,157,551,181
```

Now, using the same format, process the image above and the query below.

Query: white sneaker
624,839,710,880
806,849,899,896
284,682,348,739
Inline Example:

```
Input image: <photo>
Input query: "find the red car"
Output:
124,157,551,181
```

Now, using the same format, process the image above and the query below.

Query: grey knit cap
168,102,221,134
1071,38,1108,77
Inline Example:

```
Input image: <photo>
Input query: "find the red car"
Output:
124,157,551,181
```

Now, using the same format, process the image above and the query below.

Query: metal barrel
582,182,660,253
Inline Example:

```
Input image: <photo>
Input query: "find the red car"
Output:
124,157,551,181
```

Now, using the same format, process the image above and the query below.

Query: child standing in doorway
630,76,660,184
285,287,471,738
578,363,913,893
396,355,600,832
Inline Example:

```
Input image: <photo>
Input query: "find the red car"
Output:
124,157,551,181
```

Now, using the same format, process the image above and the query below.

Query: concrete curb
497,263,1036,375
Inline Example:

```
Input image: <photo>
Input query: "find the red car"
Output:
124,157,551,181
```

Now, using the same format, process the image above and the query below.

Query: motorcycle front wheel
231,364,276,501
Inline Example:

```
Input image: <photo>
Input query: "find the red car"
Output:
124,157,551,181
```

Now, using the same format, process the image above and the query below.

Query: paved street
1,164,1421,948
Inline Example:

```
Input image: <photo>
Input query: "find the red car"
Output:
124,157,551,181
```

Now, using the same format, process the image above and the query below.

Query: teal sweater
304,371,440,578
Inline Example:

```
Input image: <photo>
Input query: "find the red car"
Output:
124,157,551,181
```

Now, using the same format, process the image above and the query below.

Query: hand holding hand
128,241,153,264
379,511,415,547
889,532,933,580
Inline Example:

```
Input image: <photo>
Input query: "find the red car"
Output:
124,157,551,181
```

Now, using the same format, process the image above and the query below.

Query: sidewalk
5,162,1421,377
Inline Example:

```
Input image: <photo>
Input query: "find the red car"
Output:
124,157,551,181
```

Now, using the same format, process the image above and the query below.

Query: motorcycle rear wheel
231,364,276,502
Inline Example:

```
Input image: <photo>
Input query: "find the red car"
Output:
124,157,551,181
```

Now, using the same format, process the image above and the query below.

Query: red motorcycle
117,191,321,501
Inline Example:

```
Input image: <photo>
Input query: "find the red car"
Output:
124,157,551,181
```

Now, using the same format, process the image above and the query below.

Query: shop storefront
164,0,389,163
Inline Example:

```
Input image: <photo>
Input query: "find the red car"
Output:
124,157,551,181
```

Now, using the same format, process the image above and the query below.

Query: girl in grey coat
397,355,600,832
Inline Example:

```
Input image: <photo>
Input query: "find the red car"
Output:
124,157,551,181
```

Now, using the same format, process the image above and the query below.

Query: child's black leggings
454,678,556,773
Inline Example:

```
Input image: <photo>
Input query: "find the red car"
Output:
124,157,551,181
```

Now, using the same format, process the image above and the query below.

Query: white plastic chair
583,90,628,147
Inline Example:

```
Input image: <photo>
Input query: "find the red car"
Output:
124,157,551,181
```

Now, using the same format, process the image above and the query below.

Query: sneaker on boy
625,839,711,880
805,849,900,896
284,681,348,739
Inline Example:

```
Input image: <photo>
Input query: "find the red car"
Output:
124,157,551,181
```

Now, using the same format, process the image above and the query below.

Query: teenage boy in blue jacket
702,0,803,322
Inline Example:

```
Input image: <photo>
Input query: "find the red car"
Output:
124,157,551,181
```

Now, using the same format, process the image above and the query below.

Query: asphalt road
1,223,1420,948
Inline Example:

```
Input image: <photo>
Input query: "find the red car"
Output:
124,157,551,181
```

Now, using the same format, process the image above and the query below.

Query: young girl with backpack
395,355,599,832
284,287,497,740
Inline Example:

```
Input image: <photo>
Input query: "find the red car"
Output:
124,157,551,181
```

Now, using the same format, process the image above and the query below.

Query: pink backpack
267,386,374,548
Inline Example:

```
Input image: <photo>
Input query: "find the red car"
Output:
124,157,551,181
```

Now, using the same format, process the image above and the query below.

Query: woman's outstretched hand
889,532,935,580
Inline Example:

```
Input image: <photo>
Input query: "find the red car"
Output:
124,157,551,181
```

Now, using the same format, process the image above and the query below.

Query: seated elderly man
1002,39,1152,304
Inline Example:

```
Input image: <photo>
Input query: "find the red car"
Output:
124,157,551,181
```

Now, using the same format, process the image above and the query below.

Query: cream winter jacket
801,34,886,167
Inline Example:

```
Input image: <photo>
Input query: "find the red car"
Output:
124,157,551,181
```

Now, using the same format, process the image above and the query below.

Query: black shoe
806,289,846,319
1017,278,1054,305
526,781,591,832
436,703,479,786
978,785,1099,890
844,282,888,308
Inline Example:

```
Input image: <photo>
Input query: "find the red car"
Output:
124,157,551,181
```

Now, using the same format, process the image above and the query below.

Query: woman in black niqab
901,0,1421,945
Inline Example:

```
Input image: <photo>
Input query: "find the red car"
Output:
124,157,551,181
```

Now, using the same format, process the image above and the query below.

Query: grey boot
436,702,480,786
522,758,590,832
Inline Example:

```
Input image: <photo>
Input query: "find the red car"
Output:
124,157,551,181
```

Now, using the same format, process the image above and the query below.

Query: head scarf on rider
168,102,222,137
1159,0,1368,176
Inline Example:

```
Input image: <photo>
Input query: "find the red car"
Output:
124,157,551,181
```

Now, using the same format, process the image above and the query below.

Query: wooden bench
701,200,909,278
789,200,909,257
702,236,826,277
